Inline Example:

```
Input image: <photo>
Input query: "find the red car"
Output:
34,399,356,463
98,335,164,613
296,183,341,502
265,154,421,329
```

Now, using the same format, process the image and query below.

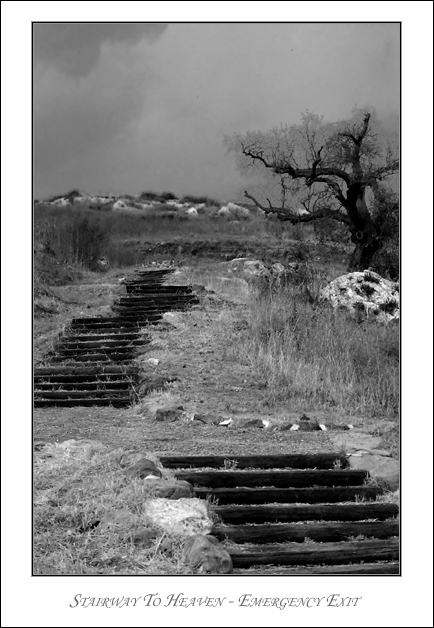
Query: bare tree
225,108,399,271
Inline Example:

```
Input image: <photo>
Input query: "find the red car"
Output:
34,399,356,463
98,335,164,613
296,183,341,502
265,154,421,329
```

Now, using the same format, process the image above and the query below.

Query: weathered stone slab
143,498,213,537
124,457,162,479
330,432,386,453
321,270,399,324
183,534,233,574
348,455,399,491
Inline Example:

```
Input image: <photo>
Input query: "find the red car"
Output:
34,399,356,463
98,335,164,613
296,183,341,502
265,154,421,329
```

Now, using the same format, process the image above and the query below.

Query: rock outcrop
182,534,233,574
143,498,213,537
225,258,270,281
124,457,163,479
321,270,399,323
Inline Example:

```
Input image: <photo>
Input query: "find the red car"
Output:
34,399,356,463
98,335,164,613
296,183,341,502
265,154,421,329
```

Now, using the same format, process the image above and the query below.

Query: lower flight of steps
160,453,399,575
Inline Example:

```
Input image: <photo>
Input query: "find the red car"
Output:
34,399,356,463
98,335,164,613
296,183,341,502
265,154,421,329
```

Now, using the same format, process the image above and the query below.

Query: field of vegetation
33,195,399,575
34,196,398,416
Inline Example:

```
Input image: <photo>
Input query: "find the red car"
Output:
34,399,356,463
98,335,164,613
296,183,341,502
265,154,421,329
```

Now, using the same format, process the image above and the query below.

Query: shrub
34,209,110,270
160,191,177,201
65,214,110,269
370,239,399,281
292,240,311,262
139,191,160,201
182,195,209,205
313,217,350,245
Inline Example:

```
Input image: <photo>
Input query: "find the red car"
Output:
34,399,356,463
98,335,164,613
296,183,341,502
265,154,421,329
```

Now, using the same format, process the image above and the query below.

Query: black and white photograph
2,3,433,627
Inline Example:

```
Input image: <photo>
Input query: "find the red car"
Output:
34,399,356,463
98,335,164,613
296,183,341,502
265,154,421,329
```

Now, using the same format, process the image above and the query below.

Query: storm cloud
33,23,400,200
33,23,168,76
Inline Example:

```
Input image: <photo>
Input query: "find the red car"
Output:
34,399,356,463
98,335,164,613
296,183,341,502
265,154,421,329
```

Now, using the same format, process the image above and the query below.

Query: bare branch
357,113,371,143
240,143,352,186
311,146,324,176
244,191,350,225
240,143,270,169
339,132,358,143
306,176,348,207
370,160,400,179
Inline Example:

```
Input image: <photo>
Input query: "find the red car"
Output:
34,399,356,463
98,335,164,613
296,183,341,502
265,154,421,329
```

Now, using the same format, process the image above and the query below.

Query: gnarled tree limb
244,191,350,225
241,143,352,186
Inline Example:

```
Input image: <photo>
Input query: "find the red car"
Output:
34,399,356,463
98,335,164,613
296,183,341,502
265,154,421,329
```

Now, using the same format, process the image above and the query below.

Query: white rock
217,206,231,217
146,358,160,366
217,277,249,294
219,419,233,427
166,200,188,209
73,195,87,204
321,270,399,324
186,207,198,216
143,498,213,537
227,202,250,218
51,197,70,207
225,258,270,281
330,432,386,453
162,312,184,328
112,200,141,212
113,200,127,210
348,455,399,491
290,424,300,431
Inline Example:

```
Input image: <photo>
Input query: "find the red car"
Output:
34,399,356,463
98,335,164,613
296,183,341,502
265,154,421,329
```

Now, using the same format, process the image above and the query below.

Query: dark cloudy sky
33,22,400,200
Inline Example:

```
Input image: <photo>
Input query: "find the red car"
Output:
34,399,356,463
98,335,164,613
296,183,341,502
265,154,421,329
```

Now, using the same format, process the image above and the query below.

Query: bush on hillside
160,191,178,201
139,191,160,201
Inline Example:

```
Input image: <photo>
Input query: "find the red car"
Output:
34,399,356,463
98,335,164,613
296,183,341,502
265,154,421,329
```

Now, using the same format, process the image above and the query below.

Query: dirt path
34,267,340,457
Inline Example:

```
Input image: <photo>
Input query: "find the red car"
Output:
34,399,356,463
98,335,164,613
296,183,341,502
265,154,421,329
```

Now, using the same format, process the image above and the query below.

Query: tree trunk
346,183,381,271
348,235,382,271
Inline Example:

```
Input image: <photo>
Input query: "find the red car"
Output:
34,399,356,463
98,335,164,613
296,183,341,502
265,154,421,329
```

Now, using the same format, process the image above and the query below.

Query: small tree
225,108,399,271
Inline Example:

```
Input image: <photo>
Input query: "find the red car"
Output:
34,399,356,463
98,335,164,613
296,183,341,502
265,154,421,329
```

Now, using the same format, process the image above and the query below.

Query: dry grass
34,442,198,575
34,204,275,270
34,274,125,363
33,232,399,574
232,281,399,419
161,260,398,421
